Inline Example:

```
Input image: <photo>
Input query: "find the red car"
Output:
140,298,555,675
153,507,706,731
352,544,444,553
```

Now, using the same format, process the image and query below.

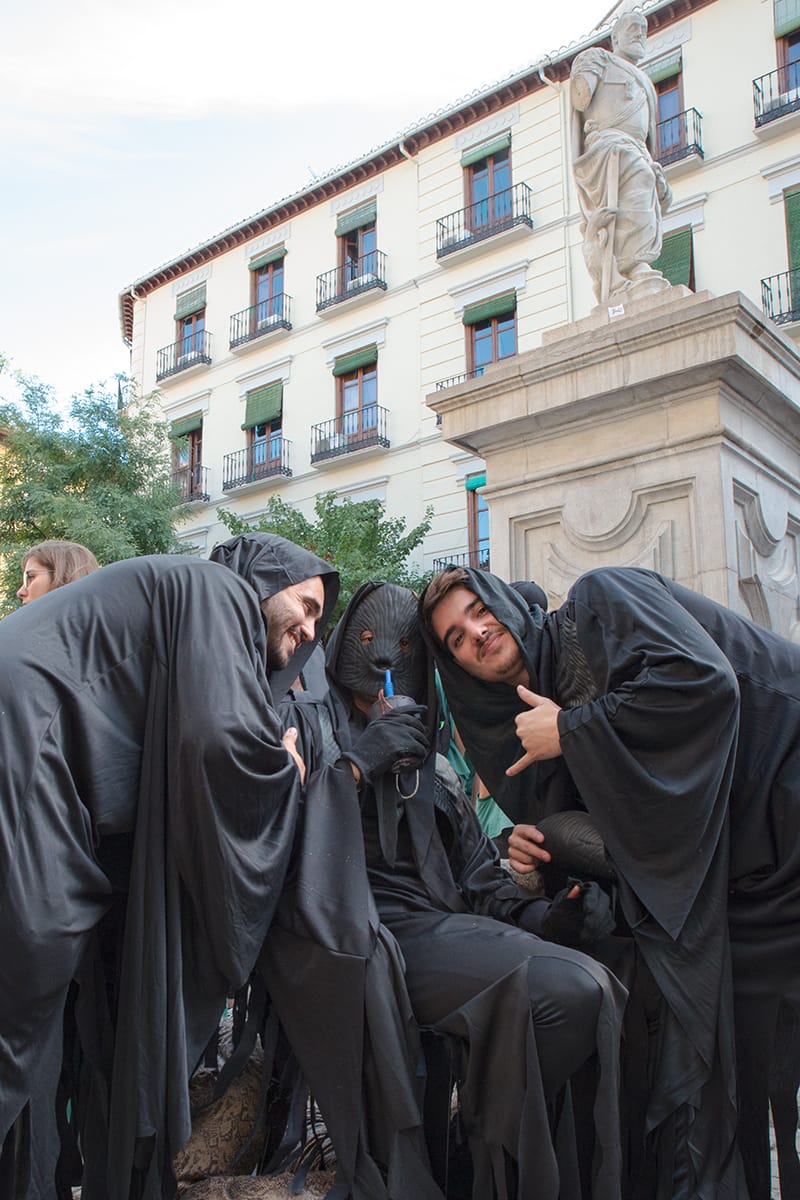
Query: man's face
613,14,647,63
430,586,528,687
261,575,325,670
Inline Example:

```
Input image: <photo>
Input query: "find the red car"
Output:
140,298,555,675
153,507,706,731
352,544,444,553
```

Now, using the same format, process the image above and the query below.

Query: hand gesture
506,685,562,777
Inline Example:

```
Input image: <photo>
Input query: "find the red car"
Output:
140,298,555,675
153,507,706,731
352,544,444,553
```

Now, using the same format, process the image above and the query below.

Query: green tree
0,371,185,614
217,492,434,624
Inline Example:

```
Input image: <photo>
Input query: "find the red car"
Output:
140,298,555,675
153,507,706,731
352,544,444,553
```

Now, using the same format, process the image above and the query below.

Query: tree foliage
217,492,434,624
0,371,185,614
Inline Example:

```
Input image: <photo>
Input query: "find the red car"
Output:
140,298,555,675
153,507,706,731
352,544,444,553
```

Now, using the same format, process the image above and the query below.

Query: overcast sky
1,0,613,403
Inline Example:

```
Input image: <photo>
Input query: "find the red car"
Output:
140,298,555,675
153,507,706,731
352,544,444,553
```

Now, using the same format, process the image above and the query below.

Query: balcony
432,549,491,572
156,332,212,382
229,295,292,349
222,440,293,490
754,65,800,128
310,405,390,464
436,183,533,260
172,464,209,503
435,366,486,391
655,108,703,168
761,269,800,326
316,251,387,312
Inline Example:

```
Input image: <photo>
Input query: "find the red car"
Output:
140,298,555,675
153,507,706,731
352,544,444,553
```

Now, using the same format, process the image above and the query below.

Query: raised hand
506,685,563,776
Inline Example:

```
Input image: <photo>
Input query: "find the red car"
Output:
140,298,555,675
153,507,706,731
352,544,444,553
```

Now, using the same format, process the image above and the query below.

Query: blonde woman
16,540,99,604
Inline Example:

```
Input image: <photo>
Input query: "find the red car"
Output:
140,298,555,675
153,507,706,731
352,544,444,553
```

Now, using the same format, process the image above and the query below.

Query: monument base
428,290,800,639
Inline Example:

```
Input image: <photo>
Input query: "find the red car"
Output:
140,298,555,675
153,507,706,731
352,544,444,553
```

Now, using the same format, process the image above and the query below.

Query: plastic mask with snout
335,585,427,704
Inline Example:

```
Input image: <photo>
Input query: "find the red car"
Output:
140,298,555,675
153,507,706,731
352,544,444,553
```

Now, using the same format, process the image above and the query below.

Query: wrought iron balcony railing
156,332,212,381
432,549,491,573
172,464,209,503
655,107,703,166
222,439,293,490
754,65,800,126
761,269,800,325
435,366,486,391
310,405,390,463
436,183,533,259
316,251,388,312
229,295,292,348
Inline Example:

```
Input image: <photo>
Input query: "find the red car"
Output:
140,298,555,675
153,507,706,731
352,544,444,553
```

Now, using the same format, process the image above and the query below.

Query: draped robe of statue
571,40,671,303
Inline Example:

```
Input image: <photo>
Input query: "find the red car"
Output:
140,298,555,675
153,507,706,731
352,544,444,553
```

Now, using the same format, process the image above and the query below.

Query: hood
418,568,557,821
210,533,339,696
327,580,439,742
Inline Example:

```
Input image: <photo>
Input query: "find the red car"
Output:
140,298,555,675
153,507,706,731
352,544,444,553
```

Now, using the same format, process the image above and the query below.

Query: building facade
119,0,800,575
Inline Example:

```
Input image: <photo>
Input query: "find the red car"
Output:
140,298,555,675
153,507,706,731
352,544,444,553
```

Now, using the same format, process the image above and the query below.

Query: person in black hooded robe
280,581,626,1200
0,539,337,1200
421,564,800,1200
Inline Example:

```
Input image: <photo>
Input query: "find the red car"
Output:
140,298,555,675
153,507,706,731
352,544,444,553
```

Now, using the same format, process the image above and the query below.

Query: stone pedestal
428,290,800,640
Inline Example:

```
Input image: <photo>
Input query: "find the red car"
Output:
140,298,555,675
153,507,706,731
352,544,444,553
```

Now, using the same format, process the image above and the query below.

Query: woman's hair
22,540,100,591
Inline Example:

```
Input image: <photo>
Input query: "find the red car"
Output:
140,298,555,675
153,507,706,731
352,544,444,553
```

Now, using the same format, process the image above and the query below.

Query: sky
0,0,614,405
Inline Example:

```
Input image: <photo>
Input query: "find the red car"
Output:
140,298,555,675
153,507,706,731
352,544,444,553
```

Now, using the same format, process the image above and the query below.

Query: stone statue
570,9,674,305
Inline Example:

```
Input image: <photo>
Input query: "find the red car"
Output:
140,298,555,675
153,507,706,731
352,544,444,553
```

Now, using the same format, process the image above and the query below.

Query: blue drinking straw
384,668,394,697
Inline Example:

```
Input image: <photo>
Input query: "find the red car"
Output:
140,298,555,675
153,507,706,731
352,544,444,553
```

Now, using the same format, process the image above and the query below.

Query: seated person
285,581,626,1200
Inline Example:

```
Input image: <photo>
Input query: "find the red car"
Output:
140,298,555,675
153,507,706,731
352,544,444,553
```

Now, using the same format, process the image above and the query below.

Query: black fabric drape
209,531,339,698
425,565,800,1198
0,555,306,1200
270,582,626,1200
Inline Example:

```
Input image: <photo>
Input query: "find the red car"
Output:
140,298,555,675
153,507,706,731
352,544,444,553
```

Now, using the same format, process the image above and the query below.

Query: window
249,421,283,469
655,72,684,155
252,258,285,327
336,201,378,287
174,284,207,363
241,382,284,475
339,363,378,441
466,474,490,570
652,228,695,289
462,292,517,375
780,28,800,91
464,138,512,231
177,311,205,361
169,414,205,500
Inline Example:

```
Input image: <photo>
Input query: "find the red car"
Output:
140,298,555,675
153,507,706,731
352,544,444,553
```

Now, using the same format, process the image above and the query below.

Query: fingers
508,824,551,866
517,684,548,708
282,727,306,785
506,749,537,777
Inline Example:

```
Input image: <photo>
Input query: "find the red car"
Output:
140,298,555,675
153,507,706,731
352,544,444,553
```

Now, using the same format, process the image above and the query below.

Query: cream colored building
119,0,800,578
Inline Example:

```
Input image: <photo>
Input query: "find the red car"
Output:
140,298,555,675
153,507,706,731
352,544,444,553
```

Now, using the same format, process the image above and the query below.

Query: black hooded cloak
209,531,339,698
0,551,330,1200
276,582,626,1200
425,565,800,1198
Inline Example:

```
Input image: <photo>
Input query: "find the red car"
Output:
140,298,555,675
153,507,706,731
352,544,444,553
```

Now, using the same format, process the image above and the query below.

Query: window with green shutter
174,284,206,320
775,0,800,39
462,292,517,326
335,200,377,238
332,345,378,377
169,412,203,439
652,228,694,288
463,295,517,373
785,188,800,274
241,382,283,430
